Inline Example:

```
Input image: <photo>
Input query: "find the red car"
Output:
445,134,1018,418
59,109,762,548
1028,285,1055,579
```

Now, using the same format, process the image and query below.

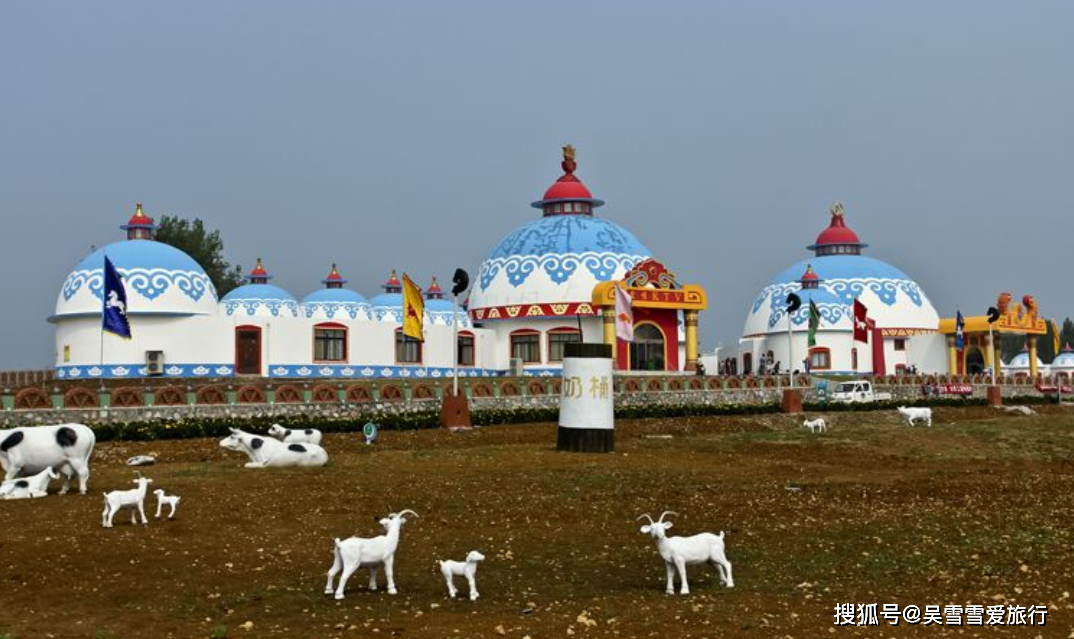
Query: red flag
853,299,869,343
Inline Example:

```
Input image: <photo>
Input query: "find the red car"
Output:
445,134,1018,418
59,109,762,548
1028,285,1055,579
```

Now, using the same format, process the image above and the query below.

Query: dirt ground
1,405,1073,639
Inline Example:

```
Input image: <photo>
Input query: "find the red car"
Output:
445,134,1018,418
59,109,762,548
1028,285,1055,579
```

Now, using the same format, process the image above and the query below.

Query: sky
1,1,1072,370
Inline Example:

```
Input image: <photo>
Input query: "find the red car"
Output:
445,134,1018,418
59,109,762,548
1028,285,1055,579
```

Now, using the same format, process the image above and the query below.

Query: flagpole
786,309,794,389
452,292,459,398
989,322,995,386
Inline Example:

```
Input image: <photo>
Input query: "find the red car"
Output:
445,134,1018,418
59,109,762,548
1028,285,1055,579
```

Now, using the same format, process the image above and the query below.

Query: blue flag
102,256,132,338
955,310,965,351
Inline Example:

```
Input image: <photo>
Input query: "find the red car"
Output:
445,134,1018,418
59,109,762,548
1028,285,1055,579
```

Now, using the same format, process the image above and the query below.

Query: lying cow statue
219,428,328,468
0,423,95,494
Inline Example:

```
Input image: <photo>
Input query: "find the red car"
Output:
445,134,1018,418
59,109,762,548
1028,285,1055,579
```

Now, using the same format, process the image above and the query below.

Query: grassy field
1,405,1072,638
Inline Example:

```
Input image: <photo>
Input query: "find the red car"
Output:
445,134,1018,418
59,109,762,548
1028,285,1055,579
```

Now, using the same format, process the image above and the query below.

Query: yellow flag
402,273,424,341
1052,320,1061,355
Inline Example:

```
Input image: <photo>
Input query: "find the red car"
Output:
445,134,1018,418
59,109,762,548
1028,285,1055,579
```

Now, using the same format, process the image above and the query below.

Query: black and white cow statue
0,423,95,495
219,428,328,468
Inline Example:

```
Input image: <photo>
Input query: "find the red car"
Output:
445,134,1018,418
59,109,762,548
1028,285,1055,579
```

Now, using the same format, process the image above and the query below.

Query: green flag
807,300,820,347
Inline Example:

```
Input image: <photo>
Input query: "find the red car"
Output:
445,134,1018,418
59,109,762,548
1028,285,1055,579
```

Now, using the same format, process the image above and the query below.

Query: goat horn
635,513,654,524
396,509,419,519
657,511,678,523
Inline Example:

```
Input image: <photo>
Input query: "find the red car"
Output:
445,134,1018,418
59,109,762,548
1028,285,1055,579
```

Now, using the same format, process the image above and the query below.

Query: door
630,324,666,372
235,326,262,375
965,347,985,375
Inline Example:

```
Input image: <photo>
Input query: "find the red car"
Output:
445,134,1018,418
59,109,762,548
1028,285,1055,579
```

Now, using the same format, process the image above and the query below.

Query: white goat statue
324,509,418,599
0,423,95,494
102,473,153,528
267,423,323,446
219,428,328,468
897,406,932,427
153,488,181,519
638,511,734,595
438,550,485,600
0,466,60,499
801,417,827,434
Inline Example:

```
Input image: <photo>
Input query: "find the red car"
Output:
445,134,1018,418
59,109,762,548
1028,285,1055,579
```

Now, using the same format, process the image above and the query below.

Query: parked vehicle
830,380,892,403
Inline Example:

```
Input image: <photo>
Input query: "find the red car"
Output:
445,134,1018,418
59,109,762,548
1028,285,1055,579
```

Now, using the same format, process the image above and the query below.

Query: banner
102,255,131,338
614,284,634,342
807,300,820,347
955,311,965,351
853,299,869,343
402,273,424,341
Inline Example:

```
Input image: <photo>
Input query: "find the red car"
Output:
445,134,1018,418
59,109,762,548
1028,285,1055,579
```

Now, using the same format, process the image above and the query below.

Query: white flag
614,284,634,342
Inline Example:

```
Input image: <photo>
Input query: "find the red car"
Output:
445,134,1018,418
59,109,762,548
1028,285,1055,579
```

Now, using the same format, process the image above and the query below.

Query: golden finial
329,263,340,276
255,257,264,270
561,144,577,174
830,201,844,217
134,202,145,218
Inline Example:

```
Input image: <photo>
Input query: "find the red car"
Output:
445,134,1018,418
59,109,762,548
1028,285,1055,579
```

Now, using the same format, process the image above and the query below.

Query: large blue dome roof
472,215,651,311
55,240,217,318
486,215,649,261
72,240,209,274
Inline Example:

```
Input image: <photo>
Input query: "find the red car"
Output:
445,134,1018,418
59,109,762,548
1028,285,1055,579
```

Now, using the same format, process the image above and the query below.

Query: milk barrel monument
557,342,615,452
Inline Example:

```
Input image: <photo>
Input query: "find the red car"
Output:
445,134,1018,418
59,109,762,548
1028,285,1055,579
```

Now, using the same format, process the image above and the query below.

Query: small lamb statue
438,550,485,600
153,488,181,519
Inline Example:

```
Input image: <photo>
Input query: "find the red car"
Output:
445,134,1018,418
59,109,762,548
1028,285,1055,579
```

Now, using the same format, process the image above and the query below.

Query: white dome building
1005,349,1047,378
739,205,945,375
469,149,661,374
52,204,232,379
1051,345,1074,381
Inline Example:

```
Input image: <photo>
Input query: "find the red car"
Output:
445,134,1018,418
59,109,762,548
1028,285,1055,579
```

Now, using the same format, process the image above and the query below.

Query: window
809,347,831,370
894,339,906,352
510,330,541,363
395,328,422,363
314,324,347,362
851,347,858,371
547,328,581,362
457,331,475,366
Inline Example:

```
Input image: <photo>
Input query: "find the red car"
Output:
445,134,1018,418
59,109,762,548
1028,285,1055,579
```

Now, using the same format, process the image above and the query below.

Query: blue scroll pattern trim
62,268,216,303
223,299,300,317
479,252,648,290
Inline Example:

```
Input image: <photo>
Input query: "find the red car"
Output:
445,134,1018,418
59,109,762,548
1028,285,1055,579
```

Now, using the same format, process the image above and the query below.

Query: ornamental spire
561,144,576,175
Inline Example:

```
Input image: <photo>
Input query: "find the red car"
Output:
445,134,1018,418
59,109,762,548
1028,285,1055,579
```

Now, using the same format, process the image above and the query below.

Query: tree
154,216,244,296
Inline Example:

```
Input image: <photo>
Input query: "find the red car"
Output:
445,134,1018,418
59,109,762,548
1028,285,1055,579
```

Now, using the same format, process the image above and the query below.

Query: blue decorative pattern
479,252,648,290
54,363,571,380
55,363,234,379
303,301,372,320
223,299,301,317
479,215,651,290
763,287,851,329
264,365,508,379
62,268,215,303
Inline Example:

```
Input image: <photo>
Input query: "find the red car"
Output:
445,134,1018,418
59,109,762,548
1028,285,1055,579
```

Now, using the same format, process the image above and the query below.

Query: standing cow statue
0,423,95,494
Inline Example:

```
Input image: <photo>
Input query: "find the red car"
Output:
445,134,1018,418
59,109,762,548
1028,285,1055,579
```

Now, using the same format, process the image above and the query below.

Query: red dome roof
121,202,155,229
812,204,861,247
542,174,594,201
530,146,605,211
426,277,442,294
249,257,270,278
322,263,347,285
800,264,820,281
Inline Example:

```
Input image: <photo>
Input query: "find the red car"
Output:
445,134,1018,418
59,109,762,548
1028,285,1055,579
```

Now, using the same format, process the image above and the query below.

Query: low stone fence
0,372,1057,429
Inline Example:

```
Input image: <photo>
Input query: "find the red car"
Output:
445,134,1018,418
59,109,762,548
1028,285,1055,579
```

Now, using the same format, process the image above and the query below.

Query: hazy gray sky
2,1,1072,370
